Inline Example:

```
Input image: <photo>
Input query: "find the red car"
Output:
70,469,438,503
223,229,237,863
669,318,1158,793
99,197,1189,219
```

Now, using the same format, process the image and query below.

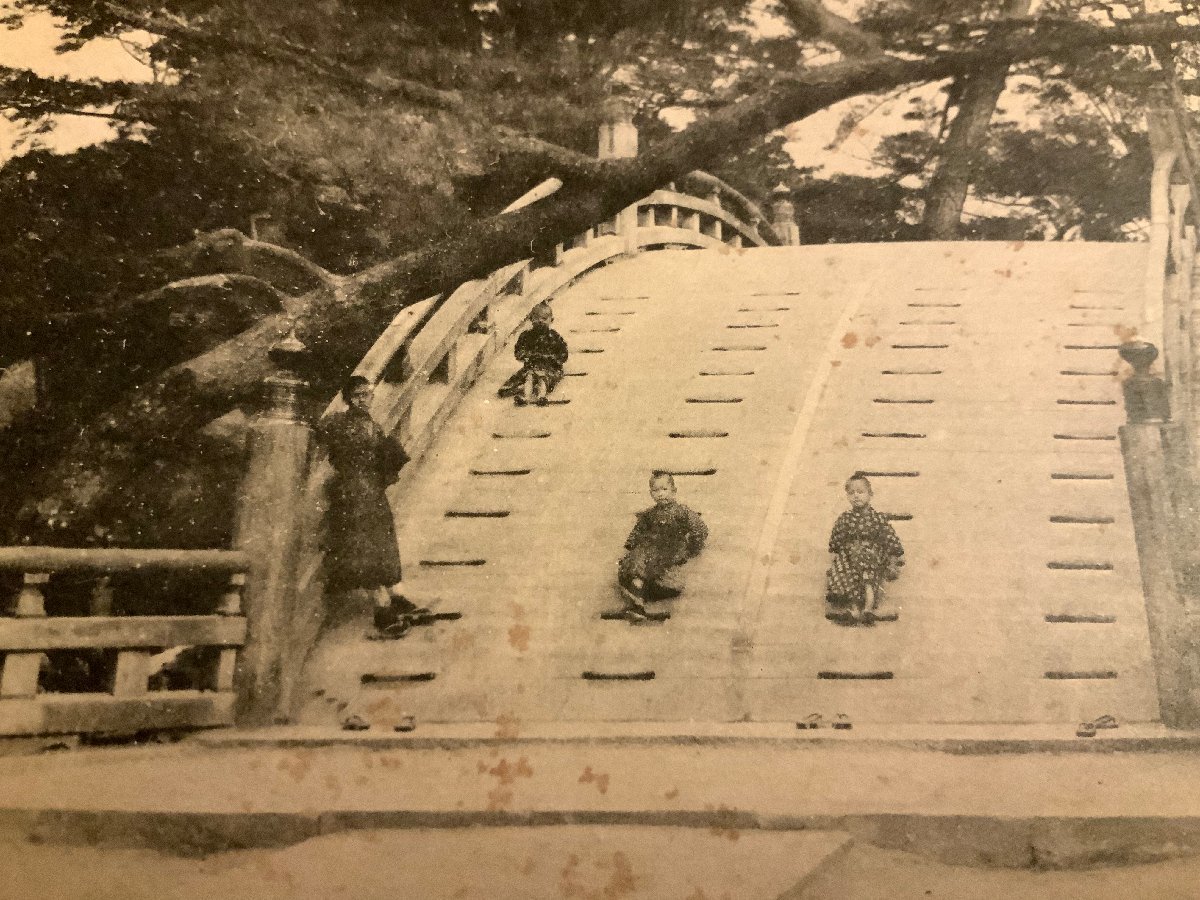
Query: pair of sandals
1076,714,1119,737
797,713,853,730
372,599,430,639
341,714,416,733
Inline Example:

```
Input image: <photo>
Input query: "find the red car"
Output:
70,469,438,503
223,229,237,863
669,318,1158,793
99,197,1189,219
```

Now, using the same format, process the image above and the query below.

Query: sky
0,5,154,158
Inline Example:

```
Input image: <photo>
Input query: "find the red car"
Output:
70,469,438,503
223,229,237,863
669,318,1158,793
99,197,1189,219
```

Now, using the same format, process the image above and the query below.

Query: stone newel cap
1118,340,1158,374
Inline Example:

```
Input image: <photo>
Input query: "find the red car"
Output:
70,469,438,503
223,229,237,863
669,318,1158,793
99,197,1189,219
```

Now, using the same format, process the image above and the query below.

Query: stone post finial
264,323,310,423
598,97,638,160
770,183,801,246
1120,341,1171,424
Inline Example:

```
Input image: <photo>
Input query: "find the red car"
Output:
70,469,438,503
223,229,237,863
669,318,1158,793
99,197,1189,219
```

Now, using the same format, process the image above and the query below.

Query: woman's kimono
316,407,408,591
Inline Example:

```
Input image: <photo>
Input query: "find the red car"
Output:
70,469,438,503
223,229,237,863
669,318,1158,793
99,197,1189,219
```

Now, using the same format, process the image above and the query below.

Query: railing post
1145,105,1176,353
597,97,641,256
215,572,245,692
1165,182,1192,430
770,183,801,246
749,215,763,243
89,575,113,616
1,573,48,698
232,327,313,726
1118,341,1200,727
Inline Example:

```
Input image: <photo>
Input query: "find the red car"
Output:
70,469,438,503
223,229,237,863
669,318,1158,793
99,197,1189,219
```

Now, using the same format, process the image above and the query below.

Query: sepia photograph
2,0,1200,896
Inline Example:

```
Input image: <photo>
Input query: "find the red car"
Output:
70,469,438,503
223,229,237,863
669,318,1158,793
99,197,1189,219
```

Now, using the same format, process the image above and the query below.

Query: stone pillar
596,98,641,256
1118,341,1200,727
233,327,314,726
598,98,638,161
770,183,801,246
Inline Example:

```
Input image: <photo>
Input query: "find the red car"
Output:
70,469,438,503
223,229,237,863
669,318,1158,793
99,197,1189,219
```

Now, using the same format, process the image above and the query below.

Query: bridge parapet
1144,93,1198,417
1116,90,1200,727
0,547,247,737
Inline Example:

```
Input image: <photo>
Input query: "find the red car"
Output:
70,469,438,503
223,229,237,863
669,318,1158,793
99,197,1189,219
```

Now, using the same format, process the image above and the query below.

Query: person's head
649,471,677,505
342,375,373,412
531,302,553,326
845,472,872,509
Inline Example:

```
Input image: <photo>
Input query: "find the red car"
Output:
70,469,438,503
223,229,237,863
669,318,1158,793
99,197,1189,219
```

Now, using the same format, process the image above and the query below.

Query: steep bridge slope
300,241,1157,727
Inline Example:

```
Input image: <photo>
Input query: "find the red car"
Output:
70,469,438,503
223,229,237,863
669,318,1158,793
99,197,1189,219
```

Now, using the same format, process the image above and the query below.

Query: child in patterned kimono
826,473,904,625
616,472,709,622
497,301,569,406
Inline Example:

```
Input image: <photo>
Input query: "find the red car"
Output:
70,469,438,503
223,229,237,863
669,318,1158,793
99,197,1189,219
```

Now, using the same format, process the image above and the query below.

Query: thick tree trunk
16,15,1199,539
922,0,1033,239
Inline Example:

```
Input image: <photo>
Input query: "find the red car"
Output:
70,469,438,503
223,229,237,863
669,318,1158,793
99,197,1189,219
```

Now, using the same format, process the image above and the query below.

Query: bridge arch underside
300,241,1159,728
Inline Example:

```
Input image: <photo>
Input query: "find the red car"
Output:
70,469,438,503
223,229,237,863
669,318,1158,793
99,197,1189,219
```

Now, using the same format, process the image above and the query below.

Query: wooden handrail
0,547,249,573
0,614,246,652
641,189,767,247
677,171,778,244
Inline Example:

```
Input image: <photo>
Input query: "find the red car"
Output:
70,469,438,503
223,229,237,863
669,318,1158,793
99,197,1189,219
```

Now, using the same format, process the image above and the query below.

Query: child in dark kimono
826,473,904,625
316,375,426,637
497,301,569,405
616,472,709,622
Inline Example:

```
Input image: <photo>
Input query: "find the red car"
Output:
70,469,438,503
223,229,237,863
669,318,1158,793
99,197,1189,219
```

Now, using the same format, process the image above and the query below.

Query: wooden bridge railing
0,548,248,737
1118,92,1200,727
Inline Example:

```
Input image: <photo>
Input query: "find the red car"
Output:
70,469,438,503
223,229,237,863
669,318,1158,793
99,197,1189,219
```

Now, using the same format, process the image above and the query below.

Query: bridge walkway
298,241,1156,728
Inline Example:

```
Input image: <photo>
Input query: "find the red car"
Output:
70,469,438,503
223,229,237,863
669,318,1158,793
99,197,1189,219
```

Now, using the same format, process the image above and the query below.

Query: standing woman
316,375,425,637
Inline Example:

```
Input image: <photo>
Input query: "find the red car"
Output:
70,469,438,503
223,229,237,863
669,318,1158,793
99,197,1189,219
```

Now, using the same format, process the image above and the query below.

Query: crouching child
497,301,568,406
616,472,708,622
825,472,904,625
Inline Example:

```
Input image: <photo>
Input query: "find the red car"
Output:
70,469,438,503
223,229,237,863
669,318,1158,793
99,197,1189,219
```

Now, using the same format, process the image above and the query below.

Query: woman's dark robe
316,407,408,591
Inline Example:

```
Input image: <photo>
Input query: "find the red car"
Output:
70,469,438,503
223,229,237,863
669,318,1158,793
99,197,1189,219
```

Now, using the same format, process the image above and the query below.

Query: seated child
826,472,904,625
497,301,569,406
617,472,709,621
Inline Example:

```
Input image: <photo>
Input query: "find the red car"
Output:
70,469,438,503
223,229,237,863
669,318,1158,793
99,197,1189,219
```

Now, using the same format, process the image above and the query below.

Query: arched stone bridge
300,237,1157,728
1,110,1197,743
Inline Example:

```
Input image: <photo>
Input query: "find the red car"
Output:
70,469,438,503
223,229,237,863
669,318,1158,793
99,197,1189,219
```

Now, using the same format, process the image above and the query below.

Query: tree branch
156,229,345,297
776,0,884,58
20,275,288,341
97,1,464,112
139,273,290,307
7,104,142,124
0,64,146,120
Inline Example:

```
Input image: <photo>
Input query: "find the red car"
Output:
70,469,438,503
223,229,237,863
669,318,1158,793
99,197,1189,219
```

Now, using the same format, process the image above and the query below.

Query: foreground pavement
1,826,852,899
4,727,1200,869
8,824,1200,899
